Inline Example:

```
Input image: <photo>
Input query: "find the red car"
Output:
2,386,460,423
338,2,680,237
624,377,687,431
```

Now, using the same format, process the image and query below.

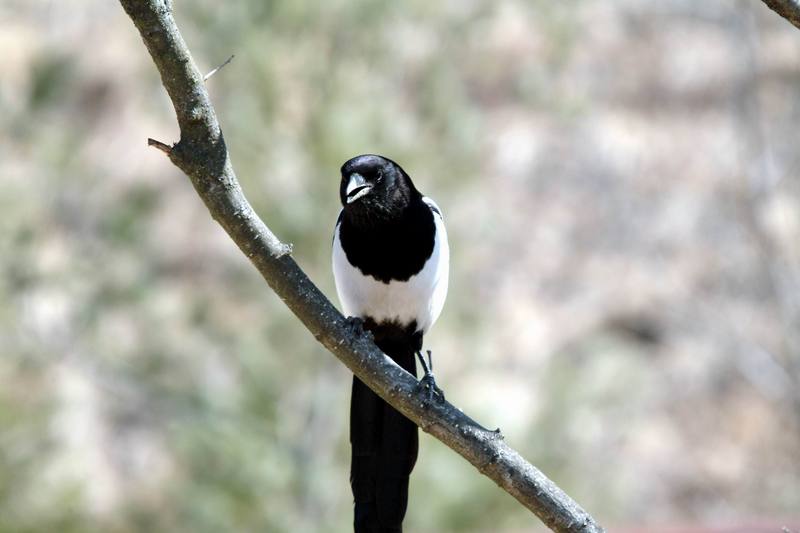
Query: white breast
332,197,449,335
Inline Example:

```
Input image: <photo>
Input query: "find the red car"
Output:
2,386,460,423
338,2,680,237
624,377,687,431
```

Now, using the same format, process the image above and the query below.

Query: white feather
332,197,449,334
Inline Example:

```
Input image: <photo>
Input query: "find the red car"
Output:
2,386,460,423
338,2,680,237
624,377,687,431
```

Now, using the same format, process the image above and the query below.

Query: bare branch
759,0,800,30
118,1,605,531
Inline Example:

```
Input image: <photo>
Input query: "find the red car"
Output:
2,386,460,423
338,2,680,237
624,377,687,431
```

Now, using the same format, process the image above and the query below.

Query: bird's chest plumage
332,199,449,335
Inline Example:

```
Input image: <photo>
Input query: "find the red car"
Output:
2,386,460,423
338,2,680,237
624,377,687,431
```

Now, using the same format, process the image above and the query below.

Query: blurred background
2,1,799,531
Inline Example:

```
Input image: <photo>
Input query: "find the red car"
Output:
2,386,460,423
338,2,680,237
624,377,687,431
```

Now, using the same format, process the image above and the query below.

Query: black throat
339,197,436,284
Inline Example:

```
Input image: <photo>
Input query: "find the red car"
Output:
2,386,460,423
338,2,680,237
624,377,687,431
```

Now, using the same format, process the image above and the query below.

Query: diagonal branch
759,0,800,30
117,1,604,532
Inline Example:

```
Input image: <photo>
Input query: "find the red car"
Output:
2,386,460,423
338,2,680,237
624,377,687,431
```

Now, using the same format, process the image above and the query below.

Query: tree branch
759,0,800,30
118,1,604,531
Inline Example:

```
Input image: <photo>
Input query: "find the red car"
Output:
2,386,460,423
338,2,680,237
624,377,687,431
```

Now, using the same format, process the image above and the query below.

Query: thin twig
117,1,605,532
759,0,800,30
147,137,172,154
203,54,234,81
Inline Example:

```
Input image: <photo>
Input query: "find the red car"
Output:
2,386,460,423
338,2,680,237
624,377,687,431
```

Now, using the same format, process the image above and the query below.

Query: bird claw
416,350,445,403
419,374,445,403
345,316,372,341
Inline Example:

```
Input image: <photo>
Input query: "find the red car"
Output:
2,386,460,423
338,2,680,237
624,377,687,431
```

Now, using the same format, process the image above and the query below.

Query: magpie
332,154,449,532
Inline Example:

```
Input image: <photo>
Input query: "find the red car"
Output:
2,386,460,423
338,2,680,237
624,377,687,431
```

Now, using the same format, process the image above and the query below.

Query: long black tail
350,328,421,533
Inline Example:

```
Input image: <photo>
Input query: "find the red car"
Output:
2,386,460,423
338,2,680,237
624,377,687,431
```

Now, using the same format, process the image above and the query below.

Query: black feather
338,155,436,284
350,324,421,533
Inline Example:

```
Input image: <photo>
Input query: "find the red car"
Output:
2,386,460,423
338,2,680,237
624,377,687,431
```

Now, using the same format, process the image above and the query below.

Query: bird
332,154,449,532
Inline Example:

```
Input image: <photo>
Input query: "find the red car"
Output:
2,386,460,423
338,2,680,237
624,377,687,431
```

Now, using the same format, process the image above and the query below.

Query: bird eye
375,170,383,182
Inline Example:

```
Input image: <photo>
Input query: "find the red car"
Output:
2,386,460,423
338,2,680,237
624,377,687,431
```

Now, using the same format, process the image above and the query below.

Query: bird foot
416,350,445,403
345,316,373,341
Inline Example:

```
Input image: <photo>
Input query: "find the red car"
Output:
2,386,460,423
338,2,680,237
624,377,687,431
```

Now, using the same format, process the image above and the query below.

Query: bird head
339,154,418,220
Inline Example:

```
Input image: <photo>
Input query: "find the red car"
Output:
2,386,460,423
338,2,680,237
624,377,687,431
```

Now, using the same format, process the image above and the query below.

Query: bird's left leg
344,315,374,342
416,350,445,402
